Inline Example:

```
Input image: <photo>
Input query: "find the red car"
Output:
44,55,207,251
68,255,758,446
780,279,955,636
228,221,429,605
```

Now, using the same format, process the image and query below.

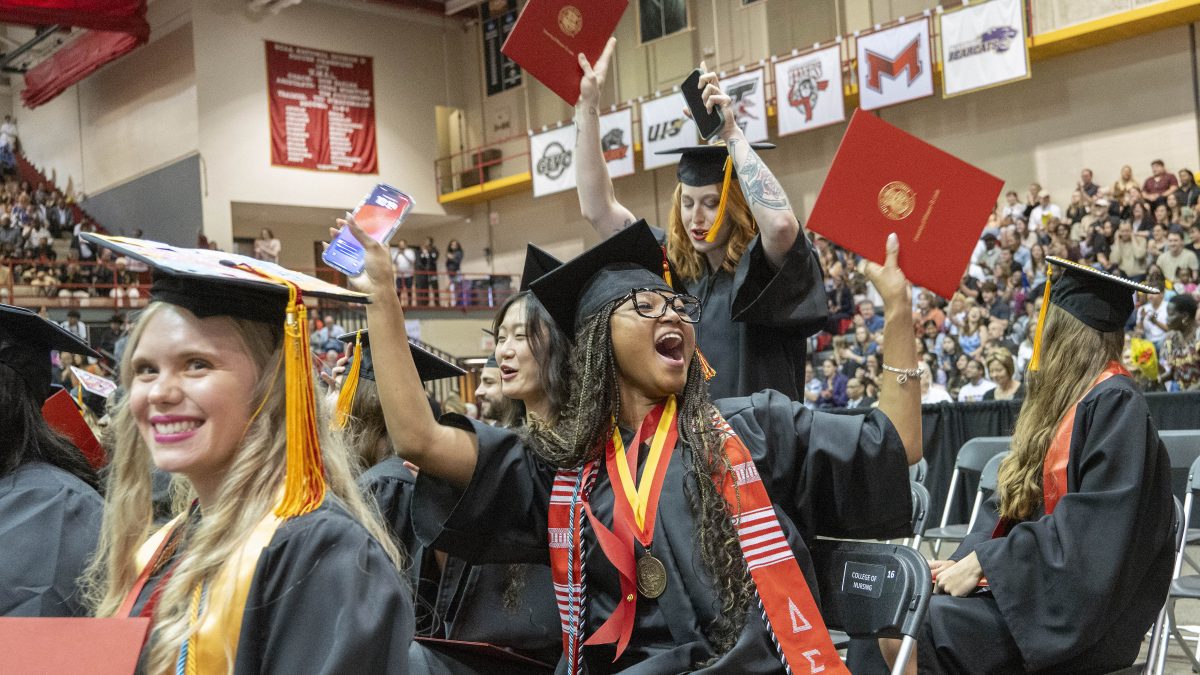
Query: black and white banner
530,124,576,198
600,107,636,179
720,68,768,143
939,0,1029,98
640,91,698,171
855,18,933,111
773,45,845,136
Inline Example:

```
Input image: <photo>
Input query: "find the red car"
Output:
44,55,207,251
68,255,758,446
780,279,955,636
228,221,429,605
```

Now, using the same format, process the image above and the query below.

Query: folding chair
909,456,928,484
1147,487,1196,673
908,481,931,551
925,441,1009,557
809,539,931,675
1160,430,1200,570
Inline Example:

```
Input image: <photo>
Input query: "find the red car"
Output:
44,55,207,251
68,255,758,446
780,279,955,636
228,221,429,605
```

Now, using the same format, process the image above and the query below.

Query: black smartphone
681,69,724,141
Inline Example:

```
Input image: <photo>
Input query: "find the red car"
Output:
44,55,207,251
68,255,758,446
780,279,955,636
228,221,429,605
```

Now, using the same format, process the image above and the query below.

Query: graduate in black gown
0,304,103,617
574,43,827,400
79,235,412,674
338,217,923,674
887,257,1174,674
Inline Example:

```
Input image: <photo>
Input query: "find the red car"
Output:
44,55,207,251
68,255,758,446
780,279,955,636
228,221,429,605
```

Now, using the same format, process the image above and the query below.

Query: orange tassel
332,334,362,430
696,348,717,381
1029,264,1054,372
704,158,735,243
660,246,673,287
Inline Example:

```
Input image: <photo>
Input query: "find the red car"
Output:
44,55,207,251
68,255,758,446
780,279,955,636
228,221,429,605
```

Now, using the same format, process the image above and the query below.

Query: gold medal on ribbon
636,553,667,598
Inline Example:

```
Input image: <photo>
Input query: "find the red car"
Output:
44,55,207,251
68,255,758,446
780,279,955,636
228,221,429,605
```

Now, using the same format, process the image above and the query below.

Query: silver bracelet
881,364,924,384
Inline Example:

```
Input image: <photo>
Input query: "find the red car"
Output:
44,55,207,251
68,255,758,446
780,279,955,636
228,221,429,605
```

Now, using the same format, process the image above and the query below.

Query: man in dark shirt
1078,168,1099,200
980,280,1011,321
1177,168,1200,208
1143,159,1179,209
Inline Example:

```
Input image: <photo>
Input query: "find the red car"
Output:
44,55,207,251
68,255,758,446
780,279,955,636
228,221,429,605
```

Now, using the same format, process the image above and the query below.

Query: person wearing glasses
338,219,921,673
573,40,827,401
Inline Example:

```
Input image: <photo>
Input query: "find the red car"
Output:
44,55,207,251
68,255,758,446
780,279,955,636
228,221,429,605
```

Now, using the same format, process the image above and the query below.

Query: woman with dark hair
445,239,464,306
345,220,922,673
890,258,1173,674
573,41,827,401
1160,292,1200,390
0,304,102,617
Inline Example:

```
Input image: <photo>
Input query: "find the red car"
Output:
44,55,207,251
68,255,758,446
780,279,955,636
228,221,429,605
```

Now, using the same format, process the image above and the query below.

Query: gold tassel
703,158,735,243
1029,264,1054,372
696,348,717,381
332,334,362,430
660,246,673,287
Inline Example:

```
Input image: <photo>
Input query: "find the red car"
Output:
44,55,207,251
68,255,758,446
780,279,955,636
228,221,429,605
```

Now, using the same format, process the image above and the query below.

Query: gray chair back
909,457,928,484
956,436,1010,473
979,452,1008,493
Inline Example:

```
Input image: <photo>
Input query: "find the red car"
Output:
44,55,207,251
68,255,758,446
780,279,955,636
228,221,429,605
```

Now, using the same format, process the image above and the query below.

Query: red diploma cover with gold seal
501,0,629,105
806,108,1004,299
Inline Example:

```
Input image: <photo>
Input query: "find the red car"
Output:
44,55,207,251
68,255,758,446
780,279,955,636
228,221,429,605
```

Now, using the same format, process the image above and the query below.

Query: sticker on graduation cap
70,366,118,398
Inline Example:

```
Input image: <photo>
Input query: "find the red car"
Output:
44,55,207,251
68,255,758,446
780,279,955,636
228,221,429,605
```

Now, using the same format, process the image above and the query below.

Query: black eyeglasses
619,288,702,323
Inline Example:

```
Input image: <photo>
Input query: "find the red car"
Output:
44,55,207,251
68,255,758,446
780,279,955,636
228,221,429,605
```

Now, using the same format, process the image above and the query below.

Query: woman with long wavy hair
893,258,1174,674
82,236,412,674
344,219,921,673
573,41,827,401
0,304,103,617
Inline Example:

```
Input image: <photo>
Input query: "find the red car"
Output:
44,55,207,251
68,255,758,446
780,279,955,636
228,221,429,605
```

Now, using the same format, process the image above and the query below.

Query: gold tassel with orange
332,333,363,430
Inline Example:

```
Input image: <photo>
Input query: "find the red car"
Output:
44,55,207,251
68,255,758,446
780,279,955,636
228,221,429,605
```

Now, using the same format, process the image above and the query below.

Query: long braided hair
524,299,753,656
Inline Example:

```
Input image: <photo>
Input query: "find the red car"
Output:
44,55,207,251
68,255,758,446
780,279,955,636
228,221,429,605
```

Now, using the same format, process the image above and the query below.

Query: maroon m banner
863,36,922,93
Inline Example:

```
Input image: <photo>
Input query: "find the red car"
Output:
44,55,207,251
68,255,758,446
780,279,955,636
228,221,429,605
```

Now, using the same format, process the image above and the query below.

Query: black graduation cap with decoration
333,329,464,430
1028,256,1161,371
520,244,562,292
0,303,100,402
656,142,775,243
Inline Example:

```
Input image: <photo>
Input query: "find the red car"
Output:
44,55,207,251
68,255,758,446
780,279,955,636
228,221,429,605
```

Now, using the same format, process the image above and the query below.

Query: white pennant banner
599,107,636,179
720,68,768,143
856,18,934,111
774,45,846,136
640,92,699,171
530,124,577,198
939,0,1030,98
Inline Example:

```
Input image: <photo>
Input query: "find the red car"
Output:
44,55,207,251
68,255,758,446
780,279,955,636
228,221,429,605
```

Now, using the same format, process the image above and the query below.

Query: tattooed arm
696,68,802,268
575,38,637,238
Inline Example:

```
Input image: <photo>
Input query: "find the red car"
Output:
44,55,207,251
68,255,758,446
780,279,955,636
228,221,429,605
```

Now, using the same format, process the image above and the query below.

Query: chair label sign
841,561,887,598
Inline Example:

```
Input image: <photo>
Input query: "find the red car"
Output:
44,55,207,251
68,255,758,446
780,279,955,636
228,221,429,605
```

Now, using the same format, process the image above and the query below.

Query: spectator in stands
1158,231,1198,282
48,196,71,237
1079,168,1099,200
913,290,945,336
1000,191,1024,222
826,270,854,331
1144,159,1179,208
309,314,344,353
97,314,125,361
1177,266,1198,295
416,236,438,306
845,377,875,409
979,280,1011,321
956,306,987,357
816,357,847,408
1111,221,1148,280
1029,191,1062,231
59,309,87,343
857,299,884,332
840,324,878,376
920,366,953,404
984,318,1018,355
802,361,821,410
1177,168,1200,209
253,228,281,264
1121,187,1152,226
1065,190,1087,225
957,358,996,402
1136,287,1170,350
445,239,464,306
391,239,415,305
1112,165,1139,206
974,233,1001,271
1160,293,1200,391
919,320,940,355
0,115,15,150
983,350,1023,401
57,262,90,299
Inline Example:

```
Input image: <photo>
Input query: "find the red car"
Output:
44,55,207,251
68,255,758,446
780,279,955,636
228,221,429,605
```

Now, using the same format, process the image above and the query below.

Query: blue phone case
323,184,412,276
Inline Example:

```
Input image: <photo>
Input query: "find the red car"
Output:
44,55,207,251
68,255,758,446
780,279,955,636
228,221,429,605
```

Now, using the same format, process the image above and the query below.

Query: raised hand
577,37,616,107
863,233,912,316
329,216,395,301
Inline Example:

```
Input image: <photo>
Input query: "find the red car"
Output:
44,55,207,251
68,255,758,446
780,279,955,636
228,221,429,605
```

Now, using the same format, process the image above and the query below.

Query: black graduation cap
0,304,99,401
519,244,563,292
529,221,684,336
336,330,465,383
655,143,776,187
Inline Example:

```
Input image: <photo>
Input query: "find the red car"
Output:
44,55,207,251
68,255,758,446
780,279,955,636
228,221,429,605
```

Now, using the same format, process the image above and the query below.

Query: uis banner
939,0,1029,98
530,124,577,198
774,45,846,136
855,19,934,111
640,92,699,171
266,41,378,174
600,108,636,179
720,69,768,143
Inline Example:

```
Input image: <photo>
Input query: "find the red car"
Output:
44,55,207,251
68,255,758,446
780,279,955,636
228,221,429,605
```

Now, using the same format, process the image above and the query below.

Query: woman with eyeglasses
339,219,922,673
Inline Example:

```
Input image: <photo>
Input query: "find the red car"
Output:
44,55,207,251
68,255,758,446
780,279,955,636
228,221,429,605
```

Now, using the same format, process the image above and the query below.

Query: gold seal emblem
636,554,667,598
878,181,916,220
558,5,583,37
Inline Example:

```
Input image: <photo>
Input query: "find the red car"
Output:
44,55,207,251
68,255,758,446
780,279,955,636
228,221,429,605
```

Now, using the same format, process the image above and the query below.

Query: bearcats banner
855,19,933,111
720,69,768,143
600,107,636,179
774,45,845,136
530,124,577,198
641,92,698,171
939,0,1029,98
266,41,378,173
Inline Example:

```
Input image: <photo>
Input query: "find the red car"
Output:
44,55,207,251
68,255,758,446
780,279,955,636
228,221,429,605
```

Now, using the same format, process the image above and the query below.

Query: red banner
266,41,378,174
22,29,145,109
0,0,148,37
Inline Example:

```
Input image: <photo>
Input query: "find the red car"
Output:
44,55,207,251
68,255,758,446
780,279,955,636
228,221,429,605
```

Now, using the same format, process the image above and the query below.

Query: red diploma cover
501,0,629,104
806,109,1004,299
42,388,106,470
0,617,151,674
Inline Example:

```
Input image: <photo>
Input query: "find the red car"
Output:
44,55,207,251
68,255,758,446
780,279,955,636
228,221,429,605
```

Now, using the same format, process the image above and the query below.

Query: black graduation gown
919,376,1174,674
650,225,829,401
131,497,413,674
0,461,102,617
412,391,911,674
360,457,561,673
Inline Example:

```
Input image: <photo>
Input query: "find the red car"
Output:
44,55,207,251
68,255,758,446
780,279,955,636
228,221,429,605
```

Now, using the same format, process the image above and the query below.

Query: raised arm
694,68,801,268
864,233,922,464
340,218,478,488
574,38,636,238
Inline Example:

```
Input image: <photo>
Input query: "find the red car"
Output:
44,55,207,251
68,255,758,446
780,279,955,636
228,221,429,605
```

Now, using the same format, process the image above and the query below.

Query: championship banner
720,69,768,143
600,107,636,179
640,92,698,171
939,0,1029,98
266,41,378,174
855,19,933,111
774,45,845,136
530,124,577,198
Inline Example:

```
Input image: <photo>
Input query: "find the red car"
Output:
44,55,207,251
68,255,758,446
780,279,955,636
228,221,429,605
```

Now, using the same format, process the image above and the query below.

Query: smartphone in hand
323,184,414,276
682,68,724,141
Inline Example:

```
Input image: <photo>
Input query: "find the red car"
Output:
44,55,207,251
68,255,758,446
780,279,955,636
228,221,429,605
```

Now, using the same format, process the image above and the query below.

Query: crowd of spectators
805,160,1200,408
